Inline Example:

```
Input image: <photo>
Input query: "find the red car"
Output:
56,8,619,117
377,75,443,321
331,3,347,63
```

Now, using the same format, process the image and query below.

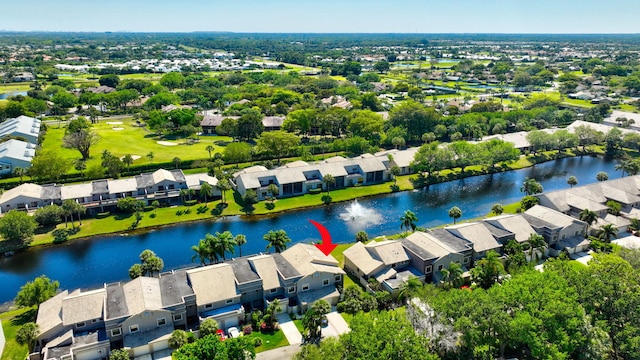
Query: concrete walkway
277,313,303,346
256,344,301,360
321,311,350,338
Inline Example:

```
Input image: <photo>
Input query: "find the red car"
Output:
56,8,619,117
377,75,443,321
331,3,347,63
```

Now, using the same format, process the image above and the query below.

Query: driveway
277,313,303,345
256,344,301,360
321,311,350,338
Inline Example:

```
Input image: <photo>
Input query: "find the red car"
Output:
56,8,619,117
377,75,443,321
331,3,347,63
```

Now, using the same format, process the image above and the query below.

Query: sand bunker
157,141,178,146
120,155,142,161
106,121,123,125
112,127,125,131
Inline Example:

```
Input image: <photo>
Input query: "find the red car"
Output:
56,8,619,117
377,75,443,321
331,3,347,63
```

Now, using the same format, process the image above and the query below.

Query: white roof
187,263,238,304
248,255,281,291
405,231,458,259
60,183,93,199
280,244,343,277
342,242,384,275
108,178,138,194
0,139,35,164
447,223,501,253
123,277,163,315
0,183,42,203
37,290,68,336
525,205,583,228
62,288,105,325
185,173,218,188
484,214,537,243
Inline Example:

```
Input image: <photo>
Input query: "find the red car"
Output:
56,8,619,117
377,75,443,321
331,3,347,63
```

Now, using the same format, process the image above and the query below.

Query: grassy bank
22,148,599,248
0,307,35,360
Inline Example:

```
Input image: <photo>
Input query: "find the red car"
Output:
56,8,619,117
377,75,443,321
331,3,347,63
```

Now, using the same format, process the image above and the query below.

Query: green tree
15,322,39,352
122,154,134,171
567,175,578,188
234,234,247,257
520,177,544,195
109,349,130,360
199,318,220,337
29,150,70,181
146,151,155,163
205,145,215,158
211,231,236,261
267,183,279,203
34,205,64,227
400,210,418,232
527,233,546,262
448,206,462,224
159,72,185,90
169,329,190,349
596,224,618,243
470,250,505,289
373,60,390,73
355,230,368,243
173,335,255,360
390,165,402,185
13,166,27,182
440,262,464,289
397,276,423,303
0,210,37,246
223,142,252,164
322,174,335,195
172,157,181,169
491,203,504,216
579,209,598,226
236,109,264,141
216,178,232,204
15,275,59,309
607,200,622,215
199,182,213,204
129,263,144,279
520,195,540,211
99,74,120,88
62,199,86,227
264,229,291,253
256,131,300,164
191,239,211,265
389,100,440,142
302,300,331,343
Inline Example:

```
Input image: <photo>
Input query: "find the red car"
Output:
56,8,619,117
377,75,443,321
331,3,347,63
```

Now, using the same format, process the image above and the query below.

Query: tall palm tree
13,167,26,183
234,234,247,257
123,154,134,171
527,233,546,262
199,182,213,204
397,276,423,303
191,240,210,265
212,231,236,260
597,224,618,243
202,233,220,264
471,250,505,289
216,178,231,204
448,206,462,224
264,229,291,253
206,145,215,159
400,210,418,232
579,209,598,226
323,174,335,195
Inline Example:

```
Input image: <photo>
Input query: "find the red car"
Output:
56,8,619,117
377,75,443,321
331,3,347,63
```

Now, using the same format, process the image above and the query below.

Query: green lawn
1,307,36,360
40,120,233,171
246,328,289,352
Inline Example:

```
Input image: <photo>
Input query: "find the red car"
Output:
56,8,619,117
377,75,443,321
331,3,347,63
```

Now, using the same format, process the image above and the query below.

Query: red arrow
309,220,337,256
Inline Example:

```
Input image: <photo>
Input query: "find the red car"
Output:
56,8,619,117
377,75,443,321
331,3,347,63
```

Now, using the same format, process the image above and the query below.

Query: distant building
0,139,35,175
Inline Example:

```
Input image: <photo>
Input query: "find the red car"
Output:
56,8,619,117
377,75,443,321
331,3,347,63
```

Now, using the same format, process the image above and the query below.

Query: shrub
308,188,322,195
243,325,253,335
96,211,111,219
253,338,263,347
184,200,198,206
143,206,154,212
34,205,63,227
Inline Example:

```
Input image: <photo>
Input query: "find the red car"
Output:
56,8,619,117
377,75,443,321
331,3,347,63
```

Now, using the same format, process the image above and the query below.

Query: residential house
524,205,589,254
401,232,470,283
483,214,539,245
0,115,42,144
445,222,503,260
0,139,35,175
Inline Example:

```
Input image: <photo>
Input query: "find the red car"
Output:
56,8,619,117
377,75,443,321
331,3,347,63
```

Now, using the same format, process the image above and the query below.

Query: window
157,318,166,326
76,322,86,328
173,314,183,322
129,325,139,334
437,264,443,271
301,284,309,292
270,288,277,294
92,319,98,323
334,275,341,282
424,265,432,274
205,304,213,309
111,328,122,337
288,286,296,294
225,299,233,304
463,257,469,264
322,279,330,286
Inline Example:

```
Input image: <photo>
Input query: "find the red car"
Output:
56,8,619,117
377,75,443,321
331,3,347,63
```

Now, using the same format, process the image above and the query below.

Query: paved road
256,344,301,360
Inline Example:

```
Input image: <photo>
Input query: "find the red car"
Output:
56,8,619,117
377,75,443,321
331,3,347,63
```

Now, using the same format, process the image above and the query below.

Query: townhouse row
0,115,41,176
0,169,219,214
344,206,589,292
34,243,344,360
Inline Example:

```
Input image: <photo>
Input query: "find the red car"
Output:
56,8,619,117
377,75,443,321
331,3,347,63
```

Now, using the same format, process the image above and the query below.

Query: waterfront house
524,205,589,254
401,231,470,283
444,222,503,260
483,214,539,245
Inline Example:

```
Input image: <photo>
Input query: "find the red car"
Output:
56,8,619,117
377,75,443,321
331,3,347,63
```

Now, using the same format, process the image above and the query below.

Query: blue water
0,156,617,303
0,91,28,99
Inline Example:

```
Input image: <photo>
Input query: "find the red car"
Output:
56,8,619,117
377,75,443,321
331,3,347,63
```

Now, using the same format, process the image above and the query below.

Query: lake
0,156,617,303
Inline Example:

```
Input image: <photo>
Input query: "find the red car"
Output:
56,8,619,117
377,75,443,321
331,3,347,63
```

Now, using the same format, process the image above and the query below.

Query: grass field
40,119,233,170
0,307,35,360
247,328,289,352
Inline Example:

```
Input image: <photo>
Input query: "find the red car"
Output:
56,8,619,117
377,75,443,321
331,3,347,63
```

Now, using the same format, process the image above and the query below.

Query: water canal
0,155,617,303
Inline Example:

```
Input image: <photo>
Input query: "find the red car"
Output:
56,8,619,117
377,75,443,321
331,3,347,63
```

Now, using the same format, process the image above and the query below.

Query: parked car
227,326,240,338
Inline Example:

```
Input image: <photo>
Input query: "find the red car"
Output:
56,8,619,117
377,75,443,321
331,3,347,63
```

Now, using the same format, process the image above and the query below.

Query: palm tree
471,250,505,289
448,206,462,224
267,183,279,203
179,189,188,203
206,145,215,158
596,224,618,243
323,174,335,195
400,210,418,232
234,234,247,257
151,200,160,215
567,176,578,188
199,182,213,204
579,209,598,226
212,231,236,261
491,203,504,216
173,157,181,169
440,262,464,289
596,171,608,182
62,199,85,227
13,167,26,183
520,177,543,195
216,178,231,204
527,233,546,262
123,154,134,171
264,229,291,253
146,151,154,163
191,240,210,265
202,233,220,263
390,166,401,185
397,276,423,303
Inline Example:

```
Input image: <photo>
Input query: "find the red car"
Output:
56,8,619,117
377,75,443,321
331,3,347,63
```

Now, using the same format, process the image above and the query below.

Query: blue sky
1,0,639,33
